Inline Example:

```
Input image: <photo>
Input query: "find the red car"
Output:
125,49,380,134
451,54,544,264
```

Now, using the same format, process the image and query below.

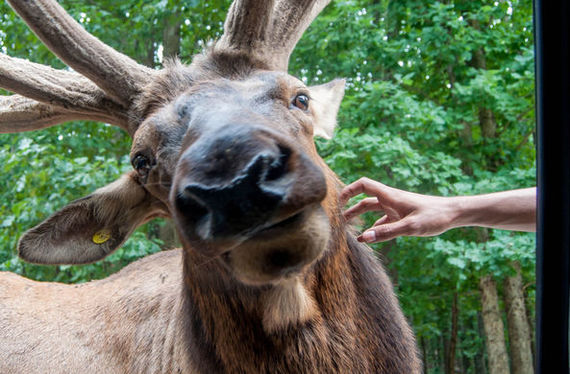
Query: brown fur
1,173,421,374
1,57,422,374
1,1,421,372
180,193,421,373
0,250,191,373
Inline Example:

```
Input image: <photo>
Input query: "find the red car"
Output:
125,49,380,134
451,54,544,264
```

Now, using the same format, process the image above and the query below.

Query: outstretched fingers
341,178,419,242
358,219,413,243
343,197,382,220
339,177,387,206
373,215,390,227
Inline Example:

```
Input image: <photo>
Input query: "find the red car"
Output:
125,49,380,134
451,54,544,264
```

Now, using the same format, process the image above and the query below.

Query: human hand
340,178,456,243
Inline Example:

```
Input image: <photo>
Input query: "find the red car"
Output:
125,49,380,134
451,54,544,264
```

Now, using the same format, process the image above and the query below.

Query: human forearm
449,187,536,232
341,179,537,244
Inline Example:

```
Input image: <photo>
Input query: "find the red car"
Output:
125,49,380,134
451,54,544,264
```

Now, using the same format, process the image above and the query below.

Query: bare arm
450,187,536,232
340,178,536,243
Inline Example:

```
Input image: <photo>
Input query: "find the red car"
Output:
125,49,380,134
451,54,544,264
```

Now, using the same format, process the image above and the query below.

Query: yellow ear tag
93,229,111,244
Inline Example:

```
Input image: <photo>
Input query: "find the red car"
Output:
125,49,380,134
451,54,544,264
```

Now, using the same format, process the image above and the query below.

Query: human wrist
445,195,476,229
420,195,464,234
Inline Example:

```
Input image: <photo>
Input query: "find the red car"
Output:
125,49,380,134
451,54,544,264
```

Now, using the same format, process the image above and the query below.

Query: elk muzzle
171,124,330,283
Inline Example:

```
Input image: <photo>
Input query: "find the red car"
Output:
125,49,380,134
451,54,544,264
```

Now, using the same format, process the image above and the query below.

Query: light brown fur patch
262,277,318,334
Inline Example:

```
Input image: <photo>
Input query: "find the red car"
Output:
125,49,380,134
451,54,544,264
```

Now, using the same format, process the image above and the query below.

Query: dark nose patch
176,152,288,239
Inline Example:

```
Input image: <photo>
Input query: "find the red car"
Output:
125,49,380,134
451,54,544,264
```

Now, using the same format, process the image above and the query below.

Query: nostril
174,143,294,240
264,145,291,182
175,189,209,225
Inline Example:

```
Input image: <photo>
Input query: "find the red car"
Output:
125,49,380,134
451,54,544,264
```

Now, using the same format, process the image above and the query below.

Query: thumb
359,219,413,243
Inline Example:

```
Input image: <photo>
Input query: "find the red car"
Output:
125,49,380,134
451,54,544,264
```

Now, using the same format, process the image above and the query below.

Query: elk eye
293,94,310,111
132,154,151,176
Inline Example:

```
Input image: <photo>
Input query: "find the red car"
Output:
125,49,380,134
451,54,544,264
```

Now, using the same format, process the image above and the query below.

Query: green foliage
1,0,535,372
0,0,233,282
296,1,534,371
0,125,162,282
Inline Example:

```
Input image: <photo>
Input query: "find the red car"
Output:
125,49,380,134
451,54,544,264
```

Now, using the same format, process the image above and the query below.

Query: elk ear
309,79,346,139
18,172,167,265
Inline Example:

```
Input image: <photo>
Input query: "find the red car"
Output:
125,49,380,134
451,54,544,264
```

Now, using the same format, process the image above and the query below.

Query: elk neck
176,174,420,373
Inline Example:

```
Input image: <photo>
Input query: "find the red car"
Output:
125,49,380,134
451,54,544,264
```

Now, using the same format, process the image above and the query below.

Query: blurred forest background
0,0,535,373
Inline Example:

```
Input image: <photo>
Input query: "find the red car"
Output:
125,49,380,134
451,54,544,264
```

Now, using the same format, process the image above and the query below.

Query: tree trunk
479,107,497,138
139,38,156,68
439,334,446,371
158,219,180,250
379,241,396,282
460,353,469,374
476,311,488,374
163,12,181,59
468,19,498,142
480,275,510,374
420,336,428,373
524,287,536,367
504,263,534,374
445,292,459,374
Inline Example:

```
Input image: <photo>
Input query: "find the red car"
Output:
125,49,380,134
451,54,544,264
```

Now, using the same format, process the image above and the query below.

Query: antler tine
217,0,276,61
6,0,155,106
268,0,331,71
0,95,120,133
0,54,130,132
217,0,330,72
0,95,71,133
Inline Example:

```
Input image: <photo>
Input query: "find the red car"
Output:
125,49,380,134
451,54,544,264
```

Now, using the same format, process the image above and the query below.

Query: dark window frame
534,1,570,372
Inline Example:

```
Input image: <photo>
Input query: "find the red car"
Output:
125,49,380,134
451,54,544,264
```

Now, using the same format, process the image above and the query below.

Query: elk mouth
174,184,305,246
254,211,304,236
223,205,330,285
175,198,330,285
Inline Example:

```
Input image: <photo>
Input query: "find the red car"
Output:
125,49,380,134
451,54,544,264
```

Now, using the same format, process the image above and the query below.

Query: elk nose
175,147,291,239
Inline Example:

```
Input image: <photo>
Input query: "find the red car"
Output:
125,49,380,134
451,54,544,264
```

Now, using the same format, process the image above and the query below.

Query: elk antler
0,54,129,130
1,0,154,135
1,0,330,136
268,0,330,70
218,0,331,72
220,0,276,53
0,95,124,133
6,0,153,106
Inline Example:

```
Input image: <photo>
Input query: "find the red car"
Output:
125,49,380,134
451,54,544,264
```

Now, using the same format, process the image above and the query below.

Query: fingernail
362,231,376,243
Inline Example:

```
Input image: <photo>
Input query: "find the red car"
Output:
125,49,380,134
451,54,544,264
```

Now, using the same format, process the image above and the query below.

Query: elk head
0,0,344,287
